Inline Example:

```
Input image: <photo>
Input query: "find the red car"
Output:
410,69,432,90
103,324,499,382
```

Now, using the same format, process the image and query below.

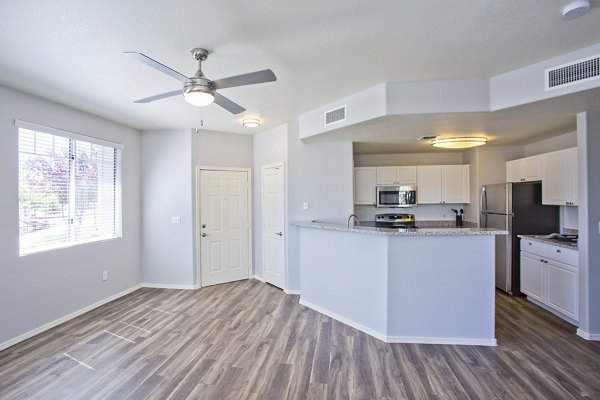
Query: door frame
261,162,286,289
195,166,253,288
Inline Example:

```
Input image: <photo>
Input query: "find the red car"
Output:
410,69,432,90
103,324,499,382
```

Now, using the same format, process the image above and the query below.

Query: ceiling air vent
324,105,346,126
545,55,600,91
419,136,437,141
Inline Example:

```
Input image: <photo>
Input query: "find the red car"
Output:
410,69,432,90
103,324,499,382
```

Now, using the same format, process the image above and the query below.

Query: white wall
287,118,354,290
252,124,287,279
192,129,253,284
141,129,194,287
0,85,142,347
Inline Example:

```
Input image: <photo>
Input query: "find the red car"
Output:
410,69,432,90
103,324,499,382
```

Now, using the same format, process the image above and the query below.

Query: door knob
202,224,206,228
275,232,283,236
201,233,208,237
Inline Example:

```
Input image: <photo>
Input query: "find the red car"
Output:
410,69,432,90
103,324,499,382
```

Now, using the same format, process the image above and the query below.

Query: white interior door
262,164,285,289
200,169,250,286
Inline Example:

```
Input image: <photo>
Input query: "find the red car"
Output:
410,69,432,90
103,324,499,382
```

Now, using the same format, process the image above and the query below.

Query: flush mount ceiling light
561,0,591,19
242,118,261,127
431,137,487,149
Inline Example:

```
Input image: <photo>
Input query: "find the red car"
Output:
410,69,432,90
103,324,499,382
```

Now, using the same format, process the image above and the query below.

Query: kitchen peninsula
294,221,507,346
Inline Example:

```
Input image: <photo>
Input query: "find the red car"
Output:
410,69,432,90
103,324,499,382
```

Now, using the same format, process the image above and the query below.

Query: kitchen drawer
521,239,551,257
521,238,578,266
546,246,578,266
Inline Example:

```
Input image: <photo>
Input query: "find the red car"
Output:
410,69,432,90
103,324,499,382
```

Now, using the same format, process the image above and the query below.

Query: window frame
16,119,123,256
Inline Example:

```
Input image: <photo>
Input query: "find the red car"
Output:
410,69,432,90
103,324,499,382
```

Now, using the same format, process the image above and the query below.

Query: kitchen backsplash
355,204,471,222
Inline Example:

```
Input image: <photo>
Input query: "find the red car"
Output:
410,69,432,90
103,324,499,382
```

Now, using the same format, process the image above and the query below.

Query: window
17,120,122,255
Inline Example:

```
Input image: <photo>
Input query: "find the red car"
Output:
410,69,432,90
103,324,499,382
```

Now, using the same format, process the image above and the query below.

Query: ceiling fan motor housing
183,77,214,96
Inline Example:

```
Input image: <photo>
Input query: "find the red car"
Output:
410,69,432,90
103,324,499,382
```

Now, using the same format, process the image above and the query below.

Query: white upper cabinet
417,165,469,204
506,155,542,183
417,166,442,204
443,165,470,204
353,167,376,205
376,166,417,185
542,148,578,206
567,148,578,206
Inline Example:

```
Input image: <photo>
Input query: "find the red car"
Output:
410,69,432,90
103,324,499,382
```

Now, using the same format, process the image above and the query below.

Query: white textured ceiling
1,0,599,140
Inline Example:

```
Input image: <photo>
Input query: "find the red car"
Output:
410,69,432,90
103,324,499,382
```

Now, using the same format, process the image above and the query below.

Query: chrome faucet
347,213,360,228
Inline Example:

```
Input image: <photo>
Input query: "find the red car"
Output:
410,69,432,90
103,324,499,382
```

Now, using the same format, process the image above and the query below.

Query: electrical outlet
303,202,309,211
171,216,181,224
102,270,108,281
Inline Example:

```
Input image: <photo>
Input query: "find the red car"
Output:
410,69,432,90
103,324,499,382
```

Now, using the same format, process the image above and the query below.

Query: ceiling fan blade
134,90,182,103
214,93,246,114
213,69,276,90
124,52,189,83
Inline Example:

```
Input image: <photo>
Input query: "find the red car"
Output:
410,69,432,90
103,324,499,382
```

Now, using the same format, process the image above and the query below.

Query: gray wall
192,129,254,284
0,85,142,346
141,129,194,287
252,124,287,279
524,131,577,157
287,118,354,290
464,145,524,223
577,110,600,337
353,152,463,167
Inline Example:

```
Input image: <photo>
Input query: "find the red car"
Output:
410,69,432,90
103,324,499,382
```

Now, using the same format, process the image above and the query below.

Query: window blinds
17,121,122,255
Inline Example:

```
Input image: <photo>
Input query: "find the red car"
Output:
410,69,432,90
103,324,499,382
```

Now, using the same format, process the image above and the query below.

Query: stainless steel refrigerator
480,182,559,295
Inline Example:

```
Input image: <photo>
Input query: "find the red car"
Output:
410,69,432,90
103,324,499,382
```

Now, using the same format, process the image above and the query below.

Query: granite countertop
518,234,578,250
293,220,507,236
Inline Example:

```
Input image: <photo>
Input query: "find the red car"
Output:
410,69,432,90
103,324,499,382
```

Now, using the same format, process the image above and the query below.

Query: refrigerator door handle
480,186,487,213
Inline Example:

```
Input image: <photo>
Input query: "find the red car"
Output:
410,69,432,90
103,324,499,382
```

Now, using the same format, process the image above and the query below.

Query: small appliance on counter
375,213,416,228
376,185,417,208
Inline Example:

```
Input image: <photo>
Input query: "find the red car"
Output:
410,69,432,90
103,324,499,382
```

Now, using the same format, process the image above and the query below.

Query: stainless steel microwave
376,185,417,208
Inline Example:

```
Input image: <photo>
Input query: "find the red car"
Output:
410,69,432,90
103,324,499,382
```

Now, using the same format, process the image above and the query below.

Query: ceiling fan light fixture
431,137,487,149
183,88,215,107
242,118,261,127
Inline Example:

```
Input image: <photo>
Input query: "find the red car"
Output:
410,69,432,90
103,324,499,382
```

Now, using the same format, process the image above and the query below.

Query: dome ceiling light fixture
242,118,261,127
561,0,591,20
431,137,487,149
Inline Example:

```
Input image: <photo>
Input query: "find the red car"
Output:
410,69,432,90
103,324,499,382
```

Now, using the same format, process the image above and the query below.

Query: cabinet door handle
556,249,561,253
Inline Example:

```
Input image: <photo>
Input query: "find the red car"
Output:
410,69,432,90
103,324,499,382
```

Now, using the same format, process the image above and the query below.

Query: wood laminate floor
1,279,600,399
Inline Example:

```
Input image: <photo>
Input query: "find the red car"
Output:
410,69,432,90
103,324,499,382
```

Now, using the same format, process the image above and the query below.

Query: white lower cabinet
520,253,545,302
520,238,578,322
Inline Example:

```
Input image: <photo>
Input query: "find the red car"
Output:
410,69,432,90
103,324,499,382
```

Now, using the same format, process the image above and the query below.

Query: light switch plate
303,202,309,211
102,270,108,281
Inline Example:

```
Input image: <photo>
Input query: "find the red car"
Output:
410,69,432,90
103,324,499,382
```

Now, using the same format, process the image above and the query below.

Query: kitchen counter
293,220,507,236
518,234,578,249
295,220,502,346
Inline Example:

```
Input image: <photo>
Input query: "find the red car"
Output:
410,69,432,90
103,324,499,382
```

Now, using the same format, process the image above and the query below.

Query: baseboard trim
0,284,142,352
299,298,497,346
284,288,301,295
577,328,600,341
299,299,388,342
141,283,200,290
252,274,265,282
386,335,497,346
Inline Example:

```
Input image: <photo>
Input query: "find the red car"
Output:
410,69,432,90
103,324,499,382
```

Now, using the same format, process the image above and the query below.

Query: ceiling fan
125,48,276,114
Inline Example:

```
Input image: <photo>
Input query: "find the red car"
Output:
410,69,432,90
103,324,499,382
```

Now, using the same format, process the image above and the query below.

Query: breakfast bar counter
294,220,507,346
